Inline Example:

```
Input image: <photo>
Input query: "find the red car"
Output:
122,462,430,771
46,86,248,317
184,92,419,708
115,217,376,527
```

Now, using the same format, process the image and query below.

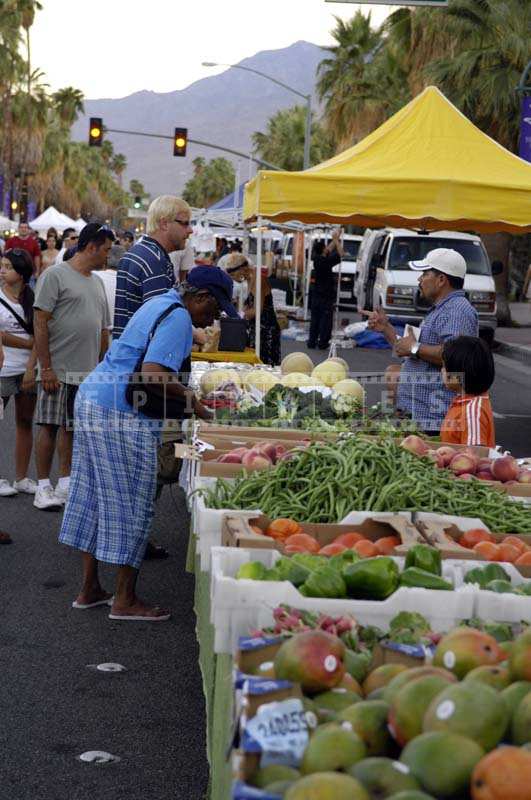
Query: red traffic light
89,117,103,147
173,127,188,157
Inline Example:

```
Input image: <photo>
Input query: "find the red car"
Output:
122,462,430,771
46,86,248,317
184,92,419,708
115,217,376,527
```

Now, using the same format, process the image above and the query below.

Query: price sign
244,698,310,767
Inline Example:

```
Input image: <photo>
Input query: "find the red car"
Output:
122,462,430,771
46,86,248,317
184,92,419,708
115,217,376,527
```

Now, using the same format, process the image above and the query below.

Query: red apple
477,470,495,481
436,446,457,467
449,453,477,476
491,455,519,483
401,435,429,457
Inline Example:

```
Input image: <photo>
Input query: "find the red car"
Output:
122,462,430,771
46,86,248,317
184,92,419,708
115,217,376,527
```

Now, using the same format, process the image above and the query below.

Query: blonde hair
223,253,252,271
146,195,190,235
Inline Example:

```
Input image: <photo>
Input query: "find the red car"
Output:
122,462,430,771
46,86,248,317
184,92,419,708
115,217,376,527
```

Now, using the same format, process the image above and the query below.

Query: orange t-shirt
440,393,495,447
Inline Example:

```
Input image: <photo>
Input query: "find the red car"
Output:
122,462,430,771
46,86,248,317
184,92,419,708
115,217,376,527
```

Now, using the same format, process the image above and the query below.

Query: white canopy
30,206,77,234
0,214,15,231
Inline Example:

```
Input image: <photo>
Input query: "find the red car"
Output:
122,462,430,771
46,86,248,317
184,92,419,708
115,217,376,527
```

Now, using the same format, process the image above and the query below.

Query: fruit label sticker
443,651,456,669
393,762,410,774
324,656,338,672
436,700,455,720
244,698,309,767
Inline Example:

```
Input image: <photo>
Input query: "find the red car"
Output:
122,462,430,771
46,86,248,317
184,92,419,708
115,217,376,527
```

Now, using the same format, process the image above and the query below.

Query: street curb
494,340,531,366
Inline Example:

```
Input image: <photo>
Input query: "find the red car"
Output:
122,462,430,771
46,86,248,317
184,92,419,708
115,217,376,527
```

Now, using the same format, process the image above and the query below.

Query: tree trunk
481,232,513,326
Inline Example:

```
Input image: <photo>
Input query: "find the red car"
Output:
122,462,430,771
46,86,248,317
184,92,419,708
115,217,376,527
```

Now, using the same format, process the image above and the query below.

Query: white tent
0,214,15,231
72,217,87,233
30,206,76,234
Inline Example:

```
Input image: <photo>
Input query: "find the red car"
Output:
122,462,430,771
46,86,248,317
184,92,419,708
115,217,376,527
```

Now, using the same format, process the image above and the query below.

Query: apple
436,446,458,467
449,453,477,476
400,435,429,457
491,455,519,483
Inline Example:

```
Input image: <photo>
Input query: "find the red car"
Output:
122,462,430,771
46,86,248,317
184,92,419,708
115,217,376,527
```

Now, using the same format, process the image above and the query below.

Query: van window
286,237,293,256
388,237,490,275
342,239,361,262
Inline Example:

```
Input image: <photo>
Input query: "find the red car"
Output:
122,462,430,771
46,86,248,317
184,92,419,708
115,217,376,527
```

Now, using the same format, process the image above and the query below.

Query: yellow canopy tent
244,86,531,234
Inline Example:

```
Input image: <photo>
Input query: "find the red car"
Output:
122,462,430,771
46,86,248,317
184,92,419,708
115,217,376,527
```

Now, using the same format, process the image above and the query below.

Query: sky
31,0,391,99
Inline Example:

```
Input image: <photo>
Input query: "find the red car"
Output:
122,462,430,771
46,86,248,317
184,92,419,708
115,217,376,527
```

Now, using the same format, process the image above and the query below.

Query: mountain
71,40,325,198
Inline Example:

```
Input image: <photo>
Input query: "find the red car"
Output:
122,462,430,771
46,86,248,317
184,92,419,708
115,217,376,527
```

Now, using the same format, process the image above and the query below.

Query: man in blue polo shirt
364,248,479,433
113,195,193,337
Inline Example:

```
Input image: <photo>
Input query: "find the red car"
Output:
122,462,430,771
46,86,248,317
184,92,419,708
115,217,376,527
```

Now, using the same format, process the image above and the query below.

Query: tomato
498,543,522,563
473,541,502,561
460,528,495,548
284,533,320,553
319,543,347,556
374,536,400,555
354,539,379,558
333,532,365,548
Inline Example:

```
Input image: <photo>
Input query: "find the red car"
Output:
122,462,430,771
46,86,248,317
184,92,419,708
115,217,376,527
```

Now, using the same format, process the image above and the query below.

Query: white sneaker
0,479,18,497
33,485,63,510
13,477,37,495
54,484,69,504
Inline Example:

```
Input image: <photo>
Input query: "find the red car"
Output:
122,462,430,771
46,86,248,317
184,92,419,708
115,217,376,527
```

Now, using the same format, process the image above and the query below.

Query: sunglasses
173,219,192,227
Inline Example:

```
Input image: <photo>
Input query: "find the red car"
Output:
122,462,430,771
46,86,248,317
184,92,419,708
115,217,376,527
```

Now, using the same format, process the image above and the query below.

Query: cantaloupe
332,379,364,401
311,359,347,387
200,368,241,396
243,369,278,393
280,372,318,389
281,352,314,376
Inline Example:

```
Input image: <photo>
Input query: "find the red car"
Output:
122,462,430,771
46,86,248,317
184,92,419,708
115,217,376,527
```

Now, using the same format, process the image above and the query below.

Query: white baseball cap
409,248,467,279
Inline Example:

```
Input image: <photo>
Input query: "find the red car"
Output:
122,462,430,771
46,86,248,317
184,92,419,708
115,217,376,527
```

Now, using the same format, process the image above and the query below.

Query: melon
200,368,241,395
328,356,349,372
243,369,278,393
312,359,348,387
280,372,318,389
332,379,364,401
281,352,314,376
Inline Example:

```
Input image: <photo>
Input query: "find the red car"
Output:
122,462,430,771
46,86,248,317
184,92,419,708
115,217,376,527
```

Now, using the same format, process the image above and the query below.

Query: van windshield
342,239,361,262
388,237,490,275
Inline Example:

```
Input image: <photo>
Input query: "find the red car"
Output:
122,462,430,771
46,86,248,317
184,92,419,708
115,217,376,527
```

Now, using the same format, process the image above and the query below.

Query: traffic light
89,117,103,147
133,196,142,209
173,127,188,157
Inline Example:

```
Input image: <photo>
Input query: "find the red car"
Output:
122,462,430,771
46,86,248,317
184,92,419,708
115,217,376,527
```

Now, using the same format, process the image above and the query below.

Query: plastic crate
454,559,531,623
210,548,477,654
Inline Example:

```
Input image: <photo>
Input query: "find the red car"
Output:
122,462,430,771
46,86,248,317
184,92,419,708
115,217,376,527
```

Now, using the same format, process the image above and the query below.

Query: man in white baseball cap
363,248,478,433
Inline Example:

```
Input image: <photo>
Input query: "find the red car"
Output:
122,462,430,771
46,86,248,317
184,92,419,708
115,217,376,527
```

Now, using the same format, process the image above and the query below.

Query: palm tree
52,86,84,126
316,11,383,148
252,106,333,171
111,153,127,188
182,157,235,207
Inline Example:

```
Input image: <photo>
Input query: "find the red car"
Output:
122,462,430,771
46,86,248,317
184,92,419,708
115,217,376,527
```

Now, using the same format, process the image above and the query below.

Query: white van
354,228,501,341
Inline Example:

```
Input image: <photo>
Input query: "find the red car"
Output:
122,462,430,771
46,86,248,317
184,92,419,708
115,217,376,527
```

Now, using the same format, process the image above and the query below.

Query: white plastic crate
191,477,261,571
454,559,531,623
209,547,477,654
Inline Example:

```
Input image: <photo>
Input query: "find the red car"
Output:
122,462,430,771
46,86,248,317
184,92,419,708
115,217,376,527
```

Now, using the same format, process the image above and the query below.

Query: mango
388,675,453,746
362,664,408,697
349,757,421,798
433,627,505,679
510,628,531,681
300,724,366,774
512,693,531,745
285,772,370,800
464,665,511,691
274,631,345,694
401,732,484,798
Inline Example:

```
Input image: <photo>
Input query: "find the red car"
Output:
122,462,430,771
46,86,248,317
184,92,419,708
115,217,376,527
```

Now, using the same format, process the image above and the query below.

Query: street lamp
202,61,312,170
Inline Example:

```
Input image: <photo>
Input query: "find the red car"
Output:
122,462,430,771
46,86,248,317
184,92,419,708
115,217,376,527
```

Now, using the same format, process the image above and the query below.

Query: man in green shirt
33,223,113,510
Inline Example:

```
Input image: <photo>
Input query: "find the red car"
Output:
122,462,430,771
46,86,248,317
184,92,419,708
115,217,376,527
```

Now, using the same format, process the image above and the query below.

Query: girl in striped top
440,336,495,447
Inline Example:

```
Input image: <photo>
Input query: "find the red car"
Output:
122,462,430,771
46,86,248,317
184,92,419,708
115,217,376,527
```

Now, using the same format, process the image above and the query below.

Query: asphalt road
0,338,530,800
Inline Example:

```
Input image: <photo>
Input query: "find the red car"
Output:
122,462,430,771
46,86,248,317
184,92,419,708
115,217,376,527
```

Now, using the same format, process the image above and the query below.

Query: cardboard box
197,421,337,442
370,641,434,670
416,512,531,578
222,513,425,554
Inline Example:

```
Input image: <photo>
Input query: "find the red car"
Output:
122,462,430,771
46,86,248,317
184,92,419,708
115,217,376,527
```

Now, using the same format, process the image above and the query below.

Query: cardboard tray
222,513,425,555
416,512,531,578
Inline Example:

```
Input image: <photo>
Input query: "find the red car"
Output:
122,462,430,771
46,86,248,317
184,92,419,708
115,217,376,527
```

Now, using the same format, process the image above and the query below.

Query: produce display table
192,349,262,365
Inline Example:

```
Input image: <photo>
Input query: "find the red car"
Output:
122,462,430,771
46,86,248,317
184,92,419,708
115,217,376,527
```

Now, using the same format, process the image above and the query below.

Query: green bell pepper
236,561,267,580
405,544,442,576
515,583,531,597
300,566,347,599
485,579,515,594
328,550,360,571
399,567,453,591
464,563,511,588
343,557,399,600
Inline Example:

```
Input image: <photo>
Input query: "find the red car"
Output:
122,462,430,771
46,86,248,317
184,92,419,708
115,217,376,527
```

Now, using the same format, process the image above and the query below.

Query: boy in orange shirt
440,336,495,447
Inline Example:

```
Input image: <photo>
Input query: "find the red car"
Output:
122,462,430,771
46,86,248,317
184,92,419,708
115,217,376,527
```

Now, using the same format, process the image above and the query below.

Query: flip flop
72,596,114,610
108,609,171,622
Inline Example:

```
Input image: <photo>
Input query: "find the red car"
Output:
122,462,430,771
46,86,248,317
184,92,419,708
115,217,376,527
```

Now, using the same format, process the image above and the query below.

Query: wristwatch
410,342,421,358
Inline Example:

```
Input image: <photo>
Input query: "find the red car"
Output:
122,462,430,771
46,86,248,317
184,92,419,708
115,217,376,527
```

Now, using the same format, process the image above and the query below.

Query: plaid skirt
59,397,158,568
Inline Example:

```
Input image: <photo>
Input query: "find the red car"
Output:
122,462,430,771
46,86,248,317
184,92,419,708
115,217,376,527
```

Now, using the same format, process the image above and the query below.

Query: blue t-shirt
78,288,193,415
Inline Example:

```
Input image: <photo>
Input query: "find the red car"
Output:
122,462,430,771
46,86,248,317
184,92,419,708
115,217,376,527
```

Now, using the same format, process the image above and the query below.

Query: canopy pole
303,229,312,320
255,217,263,359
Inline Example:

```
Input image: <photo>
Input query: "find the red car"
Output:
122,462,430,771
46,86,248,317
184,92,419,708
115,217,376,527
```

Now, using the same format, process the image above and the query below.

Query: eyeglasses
173,219,192,227
66,235,78,241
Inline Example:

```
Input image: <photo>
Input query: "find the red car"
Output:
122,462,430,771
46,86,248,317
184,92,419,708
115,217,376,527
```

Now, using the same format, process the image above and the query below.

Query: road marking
494,412,531,419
